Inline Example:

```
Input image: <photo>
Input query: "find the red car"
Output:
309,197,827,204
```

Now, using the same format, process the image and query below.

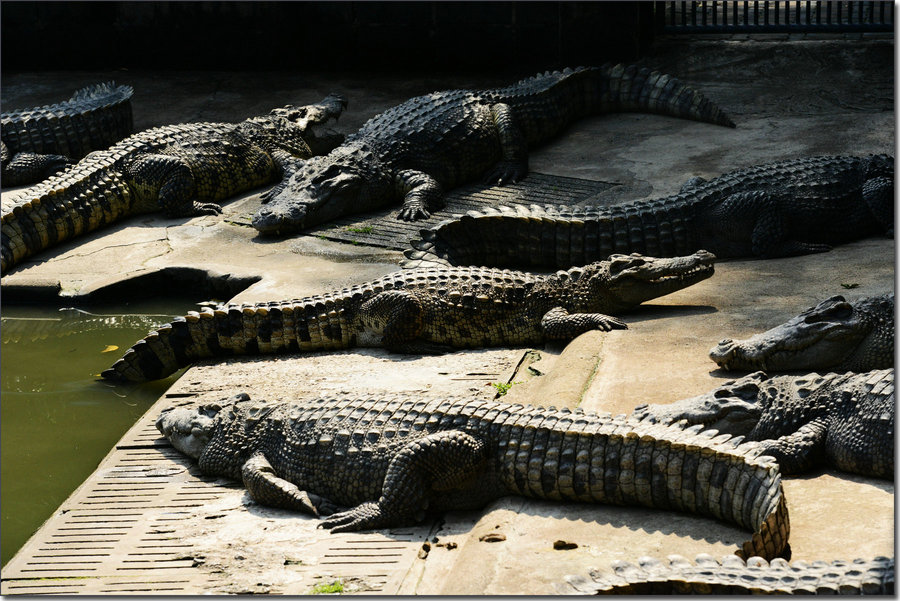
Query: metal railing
656,1,894,33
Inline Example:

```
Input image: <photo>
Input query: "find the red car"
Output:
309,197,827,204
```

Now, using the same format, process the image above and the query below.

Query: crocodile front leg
242,451,339,516
125,154,223,217
483,103,528,185
540,306,628,339
395,169,444,221
755,418,828,474
319,430,487,533
259,148,308,204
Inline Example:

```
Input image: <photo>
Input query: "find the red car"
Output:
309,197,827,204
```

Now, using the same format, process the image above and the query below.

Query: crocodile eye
806,301,854,323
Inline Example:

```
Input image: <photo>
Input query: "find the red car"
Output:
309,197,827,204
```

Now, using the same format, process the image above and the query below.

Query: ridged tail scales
489,64,734,148
101,294,363,382
1,157,134,275
564,555,894,594
404,201,701,270
1,82,134,159
488,407,789,560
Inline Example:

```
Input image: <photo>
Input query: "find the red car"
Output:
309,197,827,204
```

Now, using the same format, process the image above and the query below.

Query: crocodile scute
102,251,715,382
404,154,894,269
563,554,894,594
253,64,735,236
0,94,347,276
157,394,790,560
2,82,134,187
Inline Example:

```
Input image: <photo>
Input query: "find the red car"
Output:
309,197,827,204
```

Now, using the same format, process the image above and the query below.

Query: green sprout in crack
345,225,375,234
311,580,344,594
491,381,521,396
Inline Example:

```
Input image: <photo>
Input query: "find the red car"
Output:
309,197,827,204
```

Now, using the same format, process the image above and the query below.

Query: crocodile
404,154,894,269
101,251,716,382
632,369,894,478
252,63,735,236
710,294,894,373
1,94,347,276
156,393,790,560
2,82,134,187
563,554,894,594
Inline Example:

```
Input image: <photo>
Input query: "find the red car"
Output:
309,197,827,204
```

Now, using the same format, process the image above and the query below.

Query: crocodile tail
1,82,134,159
403,201,702,270
595,63,735,128
101,296,359,383
1,157,133,276
564,555,895,594
494,409,790,560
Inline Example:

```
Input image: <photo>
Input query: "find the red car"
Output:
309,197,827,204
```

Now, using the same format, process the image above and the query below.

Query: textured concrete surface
1,37,893,594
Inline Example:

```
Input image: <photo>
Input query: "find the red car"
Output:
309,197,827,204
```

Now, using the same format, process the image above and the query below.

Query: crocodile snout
252,203,308,236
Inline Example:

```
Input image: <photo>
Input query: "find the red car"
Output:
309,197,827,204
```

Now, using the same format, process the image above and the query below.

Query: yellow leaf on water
101,345,119,353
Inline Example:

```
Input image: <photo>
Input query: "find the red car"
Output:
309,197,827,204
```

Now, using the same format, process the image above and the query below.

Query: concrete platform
1,36,894,594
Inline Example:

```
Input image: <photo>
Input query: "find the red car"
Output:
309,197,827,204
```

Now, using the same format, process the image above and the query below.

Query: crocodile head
710,294,894,372
252,147,393,236
156,403,225,459
578,250,716,311
632,372,767,435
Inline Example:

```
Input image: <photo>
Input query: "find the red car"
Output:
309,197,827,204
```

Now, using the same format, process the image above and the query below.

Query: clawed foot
318,501,387,533
397,205,431,221
484,161,527,186
192,202,223,216
594,315,628,331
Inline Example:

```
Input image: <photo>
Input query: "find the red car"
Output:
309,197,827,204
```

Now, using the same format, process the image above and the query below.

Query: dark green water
1,303,190,567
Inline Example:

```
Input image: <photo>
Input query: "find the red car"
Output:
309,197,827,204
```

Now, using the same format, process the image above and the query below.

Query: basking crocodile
2,82,134,187
404,154,894,269
252,64,735,235
711,294,894,373
156,393,790,560
1,94,347,276
563,554,894,594
102,251,715,382
633,369,894,478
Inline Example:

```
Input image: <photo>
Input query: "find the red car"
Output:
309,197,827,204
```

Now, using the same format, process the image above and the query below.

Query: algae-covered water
1,302,191,567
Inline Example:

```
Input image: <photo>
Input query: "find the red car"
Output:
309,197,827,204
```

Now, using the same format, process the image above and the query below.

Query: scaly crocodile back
1,82,133,159
102,266,545,382
564,554,894,594
404,154,891,268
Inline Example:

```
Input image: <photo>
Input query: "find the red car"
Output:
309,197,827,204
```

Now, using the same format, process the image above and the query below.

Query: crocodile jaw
710,296,867,371
606,250,716,307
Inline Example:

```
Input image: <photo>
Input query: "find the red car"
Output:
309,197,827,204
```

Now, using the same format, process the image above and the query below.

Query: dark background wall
2,2,656,72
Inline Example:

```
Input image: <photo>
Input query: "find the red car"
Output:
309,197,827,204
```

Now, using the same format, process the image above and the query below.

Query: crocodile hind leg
1,149,74,187
712,190,832,258
862,176,894,237
540,306,628,339
125,154,224,217
319,430,487,533
358,290,453,353
483,103,528,185
755,418,828,474
242,451,340,516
